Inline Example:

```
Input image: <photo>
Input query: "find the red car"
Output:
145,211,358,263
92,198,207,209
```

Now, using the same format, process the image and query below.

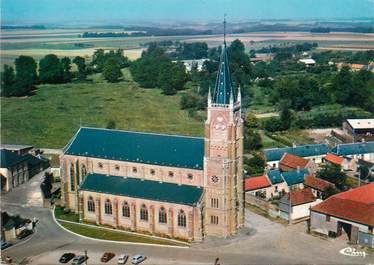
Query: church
60,36,244,242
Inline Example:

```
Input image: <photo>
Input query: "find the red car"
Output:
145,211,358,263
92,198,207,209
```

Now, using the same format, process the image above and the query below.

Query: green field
1,69,203,148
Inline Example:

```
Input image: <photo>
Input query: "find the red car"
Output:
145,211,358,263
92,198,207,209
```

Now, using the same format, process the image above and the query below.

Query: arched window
122,201,130,218
81,164,87,178
104,199,112,215
140,204,148,221
87,196,95,212
177,210,186,227
158,207,167,224
70,163,75,191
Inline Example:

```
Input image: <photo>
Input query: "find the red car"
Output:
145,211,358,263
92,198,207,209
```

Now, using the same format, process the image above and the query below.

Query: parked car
58,253,75,263
101,252,115,263
117,254,129,265
1,241,12,250
71,255,88,265
131,255,146,264
16,229,33,239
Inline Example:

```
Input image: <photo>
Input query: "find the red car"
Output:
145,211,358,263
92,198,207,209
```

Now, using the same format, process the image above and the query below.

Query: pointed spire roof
212,17,235,105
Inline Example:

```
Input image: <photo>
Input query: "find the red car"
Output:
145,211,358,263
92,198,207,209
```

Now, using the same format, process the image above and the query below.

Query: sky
2,0,374,24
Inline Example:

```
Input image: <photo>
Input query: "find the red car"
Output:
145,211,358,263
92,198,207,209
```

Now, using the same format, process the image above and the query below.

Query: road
1,171,373,265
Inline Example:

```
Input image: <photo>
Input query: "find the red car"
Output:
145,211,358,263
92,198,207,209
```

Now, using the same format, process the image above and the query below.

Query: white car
117,254,129,265
131,254,146,264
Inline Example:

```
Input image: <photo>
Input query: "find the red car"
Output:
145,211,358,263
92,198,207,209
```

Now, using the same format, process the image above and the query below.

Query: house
310,183,374,248
0,149,29,192
298,58,316,66
60,37,245,241
175,59,208,72
342,119,374,142
279,188,320,221
323,153,357,172
250,53,274,63
0,149,50,192
244,175,272,199
0,144,33,155
304,175,335,199
266,169,289,198
279,153,317,173
337,63,366,72
264,144,329,168
331,141,374,162
281,168,309,191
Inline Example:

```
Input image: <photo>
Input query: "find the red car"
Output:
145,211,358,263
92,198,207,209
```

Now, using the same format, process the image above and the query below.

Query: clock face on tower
211,175,219,183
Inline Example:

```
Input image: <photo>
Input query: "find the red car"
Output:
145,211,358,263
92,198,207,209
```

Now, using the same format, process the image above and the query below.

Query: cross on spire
224,13,227,47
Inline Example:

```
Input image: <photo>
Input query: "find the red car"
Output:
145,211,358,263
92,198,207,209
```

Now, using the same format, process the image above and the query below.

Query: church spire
212,15,234,105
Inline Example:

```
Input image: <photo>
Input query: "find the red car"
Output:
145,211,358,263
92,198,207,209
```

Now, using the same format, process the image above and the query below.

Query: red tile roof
324,153,344,166
279,153,309,171
311,183,374,226
244,175,271,191
285,188,316,206
304,175,334,192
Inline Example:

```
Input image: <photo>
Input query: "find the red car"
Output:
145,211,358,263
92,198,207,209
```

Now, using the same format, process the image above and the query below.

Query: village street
1,173,373,265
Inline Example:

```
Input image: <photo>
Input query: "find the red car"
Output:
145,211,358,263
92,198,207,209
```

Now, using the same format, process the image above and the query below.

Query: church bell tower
203,18,244,237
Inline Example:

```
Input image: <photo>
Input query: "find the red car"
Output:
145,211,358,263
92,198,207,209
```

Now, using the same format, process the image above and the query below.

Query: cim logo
339,247,366,258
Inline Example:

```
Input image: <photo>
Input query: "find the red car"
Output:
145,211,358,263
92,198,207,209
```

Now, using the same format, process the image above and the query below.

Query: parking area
1,171,373,265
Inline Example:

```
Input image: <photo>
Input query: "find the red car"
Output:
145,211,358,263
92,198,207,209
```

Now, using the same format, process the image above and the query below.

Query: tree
73,56,87,80
106,120,116,129
103,57,122,82
1,65,15,97
91,49,105,72
243,153,265,176
61,57,72,82
245,112,259,128
317,163,347,190
13,55,37,96
279,101,292,130
39,54,64,84
244,129,262,151
323,185,339,199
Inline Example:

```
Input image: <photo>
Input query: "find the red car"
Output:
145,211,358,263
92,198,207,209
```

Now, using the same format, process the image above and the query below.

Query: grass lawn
55,206,80,222
260,130,286,149
59,221,188,246
1,69,203,148
263,129,315,148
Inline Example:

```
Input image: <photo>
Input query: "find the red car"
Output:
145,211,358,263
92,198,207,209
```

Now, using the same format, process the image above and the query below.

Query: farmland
1,28,374,69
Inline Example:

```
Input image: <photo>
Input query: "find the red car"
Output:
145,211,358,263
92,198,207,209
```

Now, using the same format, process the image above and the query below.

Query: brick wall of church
81,191,202,241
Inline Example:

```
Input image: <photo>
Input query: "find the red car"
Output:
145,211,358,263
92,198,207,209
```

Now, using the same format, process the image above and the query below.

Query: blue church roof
80,173,203,206
331,141,374,156
264,144,329,162
64,127,204,170
212,45,235,105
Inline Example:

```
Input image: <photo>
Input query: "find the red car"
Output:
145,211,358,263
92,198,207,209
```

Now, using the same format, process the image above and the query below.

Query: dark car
1,241,13,250
16,229,33,239
101,252,115,263
58,253,75,263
